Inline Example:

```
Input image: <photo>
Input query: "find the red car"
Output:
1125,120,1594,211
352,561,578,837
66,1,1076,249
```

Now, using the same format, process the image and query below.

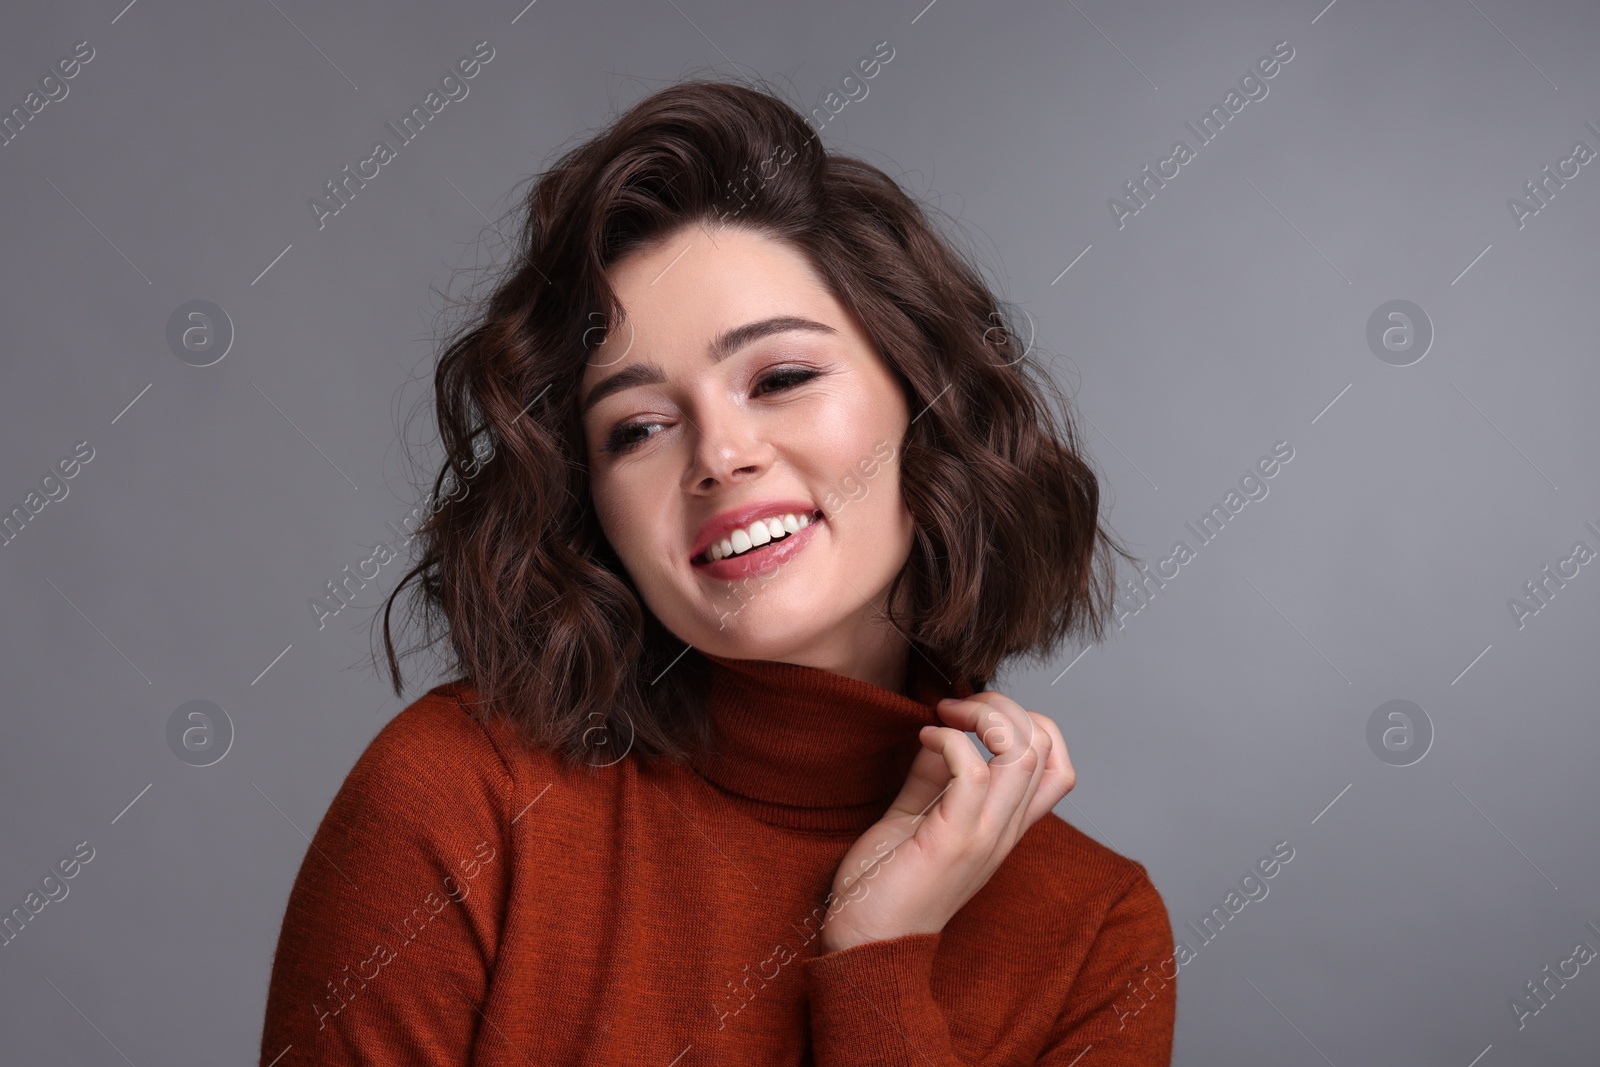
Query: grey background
2,0,1597,1063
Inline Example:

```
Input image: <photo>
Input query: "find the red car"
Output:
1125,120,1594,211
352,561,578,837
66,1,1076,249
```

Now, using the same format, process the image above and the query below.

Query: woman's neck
690,644,974,834
705,580,920,694
819,630,913,695
761,608,914,694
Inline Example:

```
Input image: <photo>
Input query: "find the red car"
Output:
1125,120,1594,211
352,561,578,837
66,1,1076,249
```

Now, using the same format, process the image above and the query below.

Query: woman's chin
693,605,829,659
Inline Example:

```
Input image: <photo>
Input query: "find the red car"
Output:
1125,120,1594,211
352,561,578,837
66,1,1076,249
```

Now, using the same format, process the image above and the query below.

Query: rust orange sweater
260,651,1177,1065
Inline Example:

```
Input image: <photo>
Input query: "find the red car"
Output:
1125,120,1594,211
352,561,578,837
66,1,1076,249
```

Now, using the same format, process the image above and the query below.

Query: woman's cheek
591,480,639,562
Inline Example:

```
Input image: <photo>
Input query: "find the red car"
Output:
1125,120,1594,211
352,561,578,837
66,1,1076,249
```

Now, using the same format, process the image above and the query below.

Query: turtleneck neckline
688,648,977,835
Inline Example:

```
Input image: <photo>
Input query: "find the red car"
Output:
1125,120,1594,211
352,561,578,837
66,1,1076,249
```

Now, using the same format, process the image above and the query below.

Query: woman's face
578,221,915,672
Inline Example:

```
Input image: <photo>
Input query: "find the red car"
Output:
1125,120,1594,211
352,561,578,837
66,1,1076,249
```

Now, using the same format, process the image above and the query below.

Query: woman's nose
686,404,773,486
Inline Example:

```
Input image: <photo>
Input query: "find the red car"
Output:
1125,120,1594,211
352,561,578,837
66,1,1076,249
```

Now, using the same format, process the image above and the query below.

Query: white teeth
706,511,816,562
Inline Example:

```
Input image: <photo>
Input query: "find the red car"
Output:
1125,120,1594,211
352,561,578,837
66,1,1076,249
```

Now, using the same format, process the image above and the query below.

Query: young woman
260,80,1175,1066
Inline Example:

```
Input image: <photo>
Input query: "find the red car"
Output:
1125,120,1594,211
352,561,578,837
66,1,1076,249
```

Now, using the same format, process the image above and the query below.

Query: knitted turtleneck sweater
259,650,1176,1065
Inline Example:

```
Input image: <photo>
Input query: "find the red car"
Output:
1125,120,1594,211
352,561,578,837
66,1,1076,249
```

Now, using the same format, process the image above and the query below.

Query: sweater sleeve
804,931,960,1064
1038,864,1177,1064
802,864,1177,1066
258,692,514,1067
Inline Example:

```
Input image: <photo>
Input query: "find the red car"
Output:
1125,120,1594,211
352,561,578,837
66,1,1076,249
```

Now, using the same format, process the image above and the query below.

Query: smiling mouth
693,509,825,565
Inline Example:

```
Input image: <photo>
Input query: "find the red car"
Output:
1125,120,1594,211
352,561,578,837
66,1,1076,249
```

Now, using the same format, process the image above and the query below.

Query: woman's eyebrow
580,315,836,415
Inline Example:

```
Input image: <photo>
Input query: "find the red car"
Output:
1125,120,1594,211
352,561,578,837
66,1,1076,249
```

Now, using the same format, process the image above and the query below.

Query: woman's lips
691,514,823,581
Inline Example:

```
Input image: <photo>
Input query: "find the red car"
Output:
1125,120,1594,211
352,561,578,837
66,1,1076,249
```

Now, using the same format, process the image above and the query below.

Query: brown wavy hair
378,77,1136,769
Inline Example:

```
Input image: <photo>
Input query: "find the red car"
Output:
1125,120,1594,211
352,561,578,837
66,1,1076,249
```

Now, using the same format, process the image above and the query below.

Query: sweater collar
688,648,976,834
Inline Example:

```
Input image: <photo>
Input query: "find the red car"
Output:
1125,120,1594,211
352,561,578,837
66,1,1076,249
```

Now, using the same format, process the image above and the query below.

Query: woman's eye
602,420,662,454
754,366,820,394
600,369,819,455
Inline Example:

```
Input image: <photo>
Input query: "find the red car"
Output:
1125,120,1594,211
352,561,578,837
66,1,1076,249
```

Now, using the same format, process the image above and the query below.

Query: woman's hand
817,692,1076,954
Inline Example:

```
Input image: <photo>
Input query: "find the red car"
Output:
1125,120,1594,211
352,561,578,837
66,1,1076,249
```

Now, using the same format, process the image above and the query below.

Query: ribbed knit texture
259,650,1177,1065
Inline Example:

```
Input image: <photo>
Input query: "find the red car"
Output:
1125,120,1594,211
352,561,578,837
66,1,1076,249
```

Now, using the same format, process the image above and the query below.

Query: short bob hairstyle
379,78,1135,769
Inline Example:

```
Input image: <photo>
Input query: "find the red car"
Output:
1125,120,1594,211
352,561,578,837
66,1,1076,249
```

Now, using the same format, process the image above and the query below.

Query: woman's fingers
934,693,1035,765
883,724,987,828
890,693,1075,847
935,694,1049,838
975,701,1048,839
1022,709,1075,826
